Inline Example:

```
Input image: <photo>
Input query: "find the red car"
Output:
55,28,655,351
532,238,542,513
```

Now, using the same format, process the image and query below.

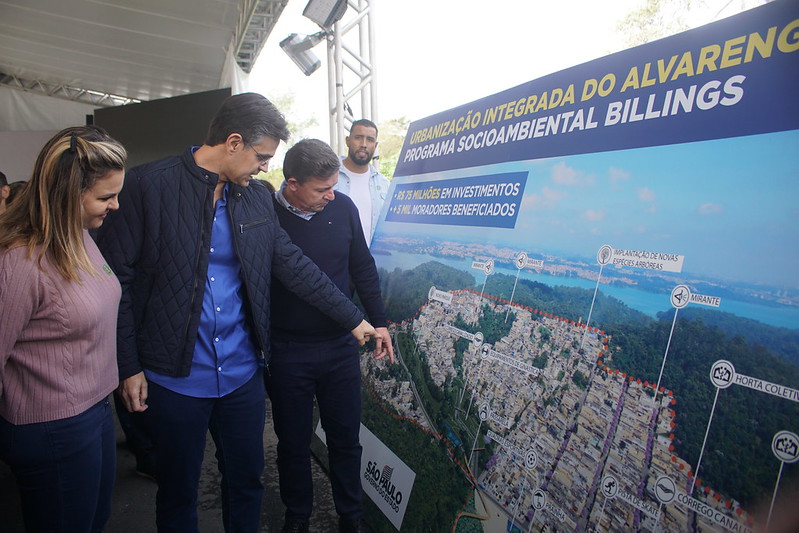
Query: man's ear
0,185,9,200
226,133,245,154
286,177,299,191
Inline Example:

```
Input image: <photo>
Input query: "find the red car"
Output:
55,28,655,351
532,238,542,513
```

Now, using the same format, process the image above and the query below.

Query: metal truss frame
326,0,378,154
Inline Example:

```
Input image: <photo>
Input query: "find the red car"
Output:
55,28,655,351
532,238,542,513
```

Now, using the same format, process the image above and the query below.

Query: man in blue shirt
97,94,380,532
267,139,393,533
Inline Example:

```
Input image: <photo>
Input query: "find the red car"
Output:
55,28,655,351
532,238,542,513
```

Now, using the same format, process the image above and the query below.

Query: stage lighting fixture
279,32,327,76
302,0,348,29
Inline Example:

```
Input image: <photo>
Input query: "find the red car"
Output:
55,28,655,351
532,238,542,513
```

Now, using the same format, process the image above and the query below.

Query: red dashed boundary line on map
380,287,753,527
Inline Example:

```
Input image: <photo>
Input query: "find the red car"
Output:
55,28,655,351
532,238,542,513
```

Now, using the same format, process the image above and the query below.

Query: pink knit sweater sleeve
0,247,39,402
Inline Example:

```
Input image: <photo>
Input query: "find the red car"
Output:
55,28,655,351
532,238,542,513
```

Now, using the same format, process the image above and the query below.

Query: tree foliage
667,306,799,367
617,0,695,47
379,261,475,323
611,316,799,506
362,384,472,533
375,117,410,180
267,92,319,143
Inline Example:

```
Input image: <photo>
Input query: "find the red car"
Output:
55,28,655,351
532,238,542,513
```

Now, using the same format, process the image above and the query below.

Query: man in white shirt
334,119,390,245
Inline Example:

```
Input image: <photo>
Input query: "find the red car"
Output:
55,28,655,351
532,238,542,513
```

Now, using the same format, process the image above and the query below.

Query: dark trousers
265,334,363,523
0,398,116,533
113,389,155,473
146,370,265,533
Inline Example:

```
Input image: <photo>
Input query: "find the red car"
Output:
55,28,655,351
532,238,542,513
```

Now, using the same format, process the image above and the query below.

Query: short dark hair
350,119,378,136
283,139,339,185
205,92,290,146
0,170,7,187
6,181,26,205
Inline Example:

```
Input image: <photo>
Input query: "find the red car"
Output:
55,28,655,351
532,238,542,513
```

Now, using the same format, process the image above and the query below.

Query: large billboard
360,1,799,532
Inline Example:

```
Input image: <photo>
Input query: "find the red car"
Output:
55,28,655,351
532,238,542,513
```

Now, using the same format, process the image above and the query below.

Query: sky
373,129,799,289
249,0,764,141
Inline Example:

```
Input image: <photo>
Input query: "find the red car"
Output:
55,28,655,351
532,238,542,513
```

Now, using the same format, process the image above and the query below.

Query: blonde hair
0,126,127,281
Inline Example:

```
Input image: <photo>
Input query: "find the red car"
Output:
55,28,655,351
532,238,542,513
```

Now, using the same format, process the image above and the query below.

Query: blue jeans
0,398,116,533
145,370,265,533
265,334,363,523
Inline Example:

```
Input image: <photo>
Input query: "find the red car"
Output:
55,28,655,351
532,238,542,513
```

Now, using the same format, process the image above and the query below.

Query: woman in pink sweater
0,126,126,533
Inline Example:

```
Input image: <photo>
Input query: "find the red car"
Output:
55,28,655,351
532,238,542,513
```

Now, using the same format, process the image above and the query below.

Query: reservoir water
376,252,799,330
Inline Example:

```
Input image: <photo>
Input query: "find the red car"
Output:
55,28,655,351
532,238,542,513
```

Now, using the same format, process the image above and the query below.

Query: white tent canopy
0,0,288,131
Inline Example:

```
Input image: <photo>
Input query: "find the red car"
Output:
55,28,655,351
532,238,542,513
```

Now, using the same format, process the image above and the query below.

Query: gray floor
0,400,339,533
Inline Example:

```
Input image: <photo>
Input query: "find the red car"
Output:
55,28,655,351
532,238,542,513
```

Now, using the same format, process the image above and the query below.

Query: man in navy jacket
97,93,379,532
266,139,393,533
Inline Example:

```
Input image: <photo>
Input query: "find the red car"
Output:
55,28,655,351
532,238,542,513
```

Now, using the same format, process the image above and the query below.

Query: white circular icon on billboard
473,331,484,348
524,448,537,471
601,475,619,499
709,360,735,389
597,245,613,265
484,259,495,276
532,488,546,510
515,252,528,270
655,475,677,504
772,431,799,464
480,344,491,360
479,403,489,421
670,285,691,309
